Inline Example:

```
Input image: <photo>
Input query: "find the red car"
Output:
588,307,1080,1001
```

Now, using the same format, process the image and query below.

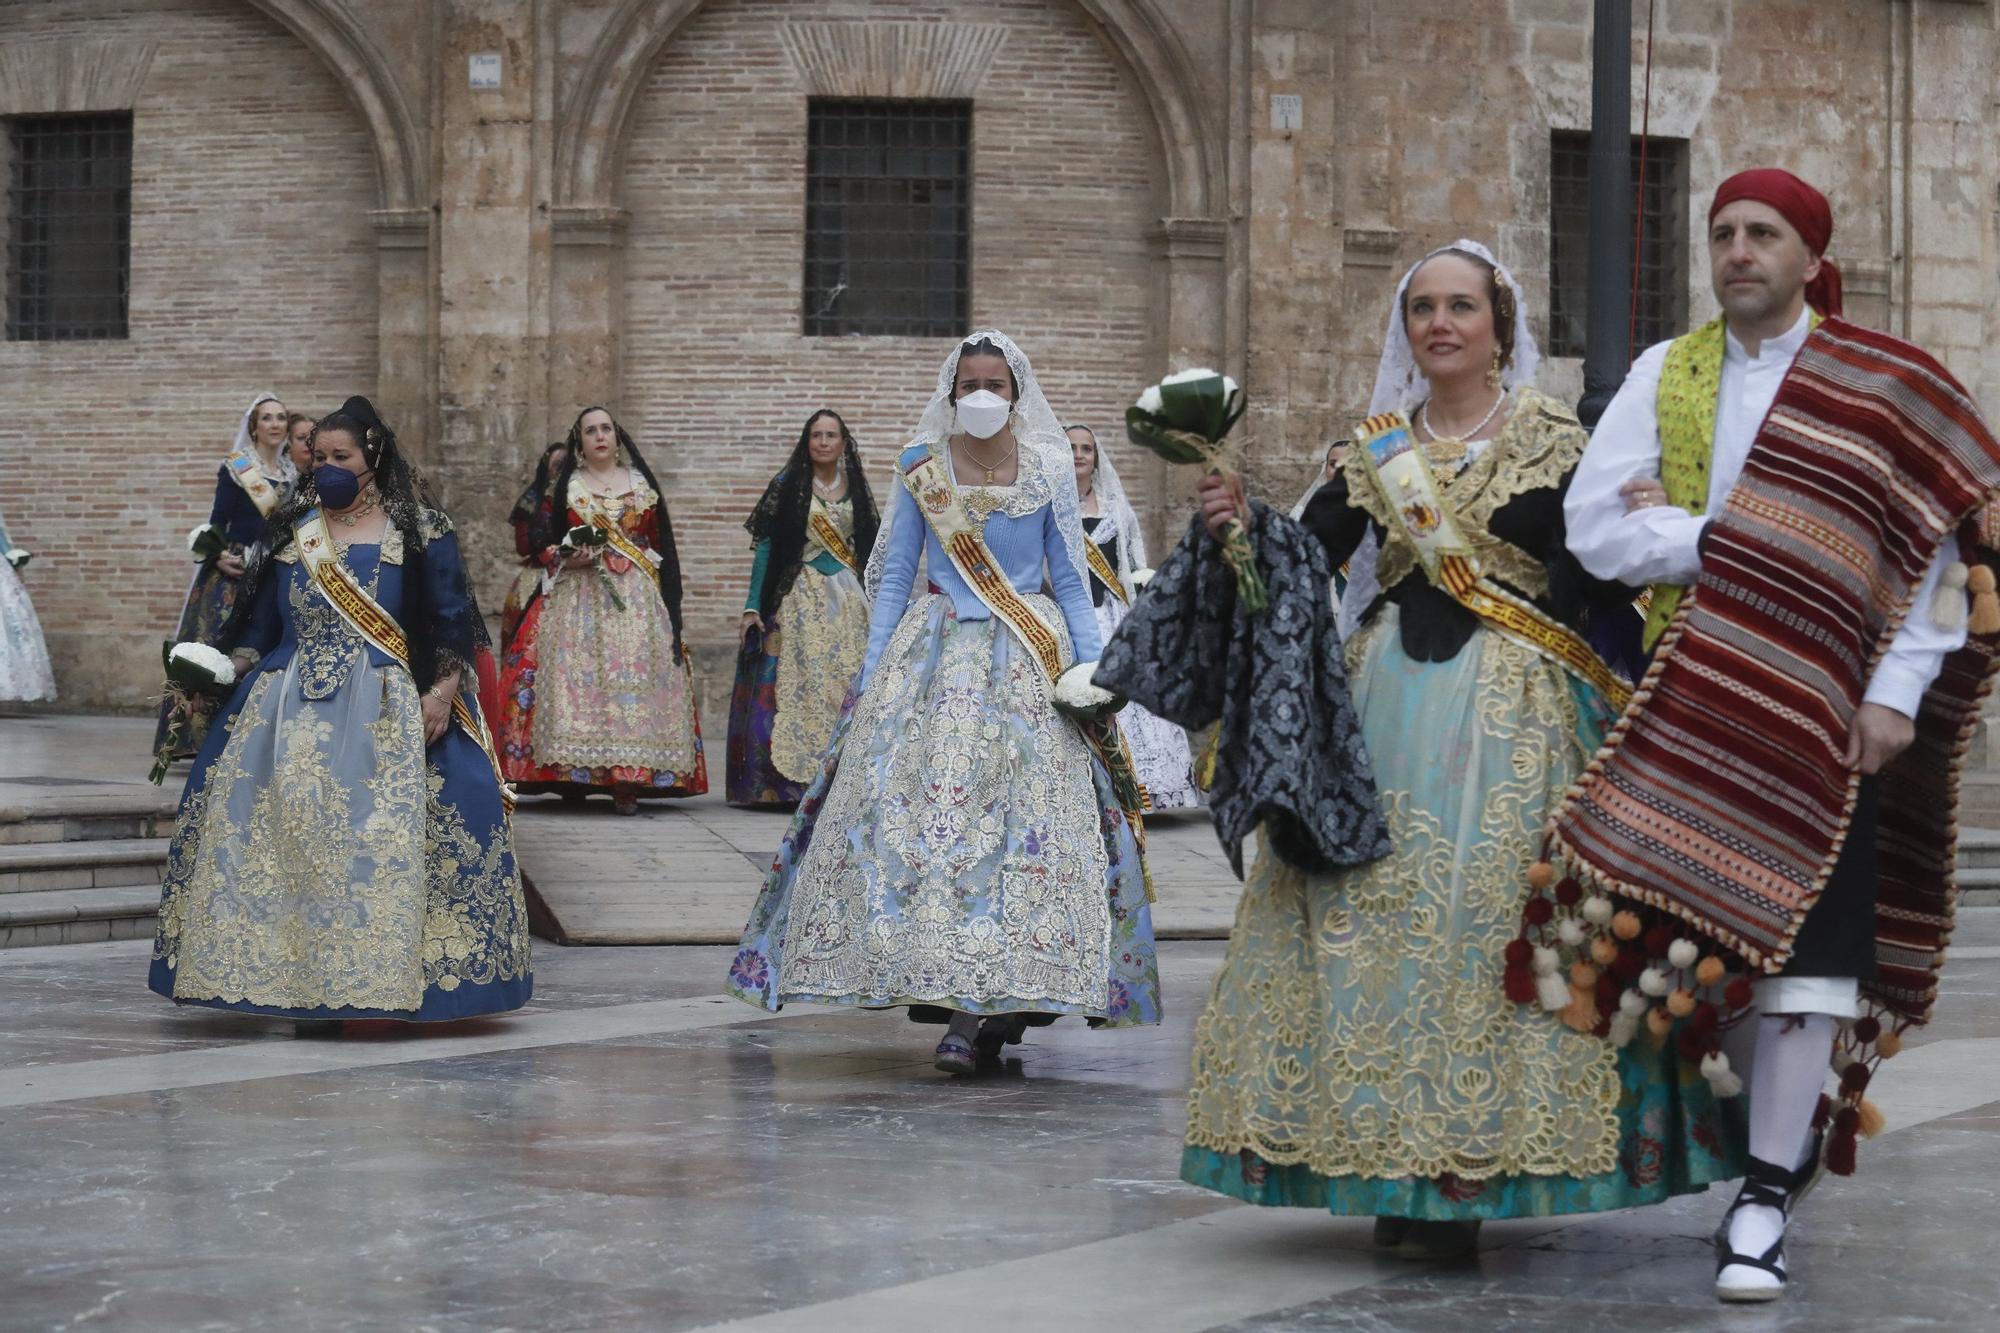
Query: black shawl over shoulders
1095,501,1392,879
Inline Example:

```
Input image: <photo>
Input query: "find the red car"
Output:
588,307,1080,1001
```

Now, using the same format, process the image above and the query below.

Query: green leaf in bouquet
1158,374,1230,441
1124,408,1208,465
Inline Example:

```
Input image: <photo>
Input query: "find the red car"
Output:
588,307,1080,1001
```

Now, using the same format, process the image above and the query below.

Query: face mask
314,465,368,510
954,389,1012,440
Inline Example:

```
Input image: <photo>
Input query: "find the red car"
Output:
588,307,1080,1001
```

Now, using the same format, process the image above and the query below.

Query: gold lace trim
1346,387,1586,603
1183,620,1621,1181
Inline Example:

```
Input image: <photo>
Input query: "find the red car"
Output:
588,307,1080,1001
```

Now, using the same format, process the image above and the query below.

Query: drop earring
1486,348,1505,390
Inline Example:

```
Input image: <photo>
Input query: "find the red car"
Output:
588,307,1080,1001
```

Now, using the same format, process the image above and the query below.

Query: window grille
1548,130,1688,358
5,112,132,341
804,99,970,338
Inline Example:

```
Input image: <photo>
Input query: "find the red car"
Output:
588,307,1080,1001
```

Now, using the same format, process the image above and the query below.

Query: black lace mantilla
1096,500,1391,878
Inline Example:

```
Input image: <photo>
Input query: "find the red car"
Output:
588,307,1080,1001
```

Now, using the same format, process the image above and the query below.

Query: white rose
4,548,27,566
1162,367,1220,385
168,641,237,687
186,524,214,552
1128,567,1156,588
1135,385,1164,415
1053,662,1115,711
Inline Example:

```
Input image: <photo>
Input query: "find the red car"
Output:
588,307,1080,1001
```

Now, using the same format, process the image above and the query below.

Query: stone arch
556,0,1219,221
244,0,426,210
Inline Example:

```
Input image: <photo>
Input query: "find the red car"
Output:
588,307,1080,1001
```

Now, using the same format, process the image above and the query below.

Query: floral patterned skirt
0,558,56,703
498,560,706,797
727,595,1160,1025
725,626,802,808
1092,595,1199,810
1180,609,1744,1219
149,649,533,1021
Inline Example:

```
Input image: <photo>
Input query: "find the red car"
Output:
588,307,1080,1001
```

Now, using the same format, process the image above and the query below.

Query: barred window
1548,130,1688,358
4,112,132,341
804,99,970,338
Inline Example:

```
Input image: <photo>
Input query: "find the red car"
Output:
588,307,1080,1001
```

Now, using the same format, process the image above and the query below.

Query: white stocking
1722,1013,1833,1289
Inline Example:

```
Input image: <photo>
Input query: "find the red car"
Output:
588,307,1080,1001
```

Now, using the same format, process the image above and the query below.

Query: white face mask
954,389,1012,440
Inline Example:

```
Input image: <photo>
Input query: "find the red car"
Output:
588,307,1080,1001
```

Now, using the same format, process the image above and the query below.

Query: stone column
434,0,546,603
369,208,434,460
547,205,629,437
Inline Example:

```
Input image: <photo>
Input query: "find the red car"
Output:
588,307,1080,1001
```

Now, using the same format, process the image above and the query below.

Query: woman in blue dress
150,396,532,1033
155,392,296,760
727,332,1160,1073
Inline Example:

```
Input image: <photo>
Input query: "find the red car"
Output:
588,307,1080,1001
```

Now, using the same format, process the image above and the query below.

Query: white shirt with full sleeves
1563,306,1964,719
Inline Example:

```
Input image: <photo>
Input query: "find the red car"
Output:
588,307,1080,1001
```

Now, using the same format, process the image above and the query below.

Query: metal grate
5,112,133,341
803,99,970,338
1548,130,1688,359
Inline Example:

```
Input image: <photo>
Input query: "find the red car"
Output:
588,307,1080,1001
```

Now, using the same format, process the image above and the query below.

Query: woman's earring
1487,349,1505,389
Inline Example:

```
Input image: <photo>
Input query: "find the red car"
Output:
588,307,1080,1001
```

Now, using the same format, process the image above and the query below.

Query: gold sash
897,446,1153,889
1351,413,1632,712
225,454,282,518
573,491,659,571
295,510,514,811
1084,536,1130,606
808,500,860,574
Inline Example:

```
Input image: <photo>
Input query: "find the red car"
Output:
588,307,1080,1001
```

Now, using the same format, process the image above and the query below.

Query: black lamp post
1577,0,1634,431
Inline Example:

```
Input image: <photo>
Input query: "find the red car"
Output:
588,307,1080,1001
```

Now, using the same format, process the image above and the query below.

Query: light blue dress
0,507,56,702
149,514,533,1021
728,446,1160,1025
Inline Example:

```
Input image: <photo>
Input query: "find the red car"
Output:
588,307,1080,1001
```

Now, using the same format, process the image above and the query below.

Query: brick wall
616,0,1166,652
0,0,378,707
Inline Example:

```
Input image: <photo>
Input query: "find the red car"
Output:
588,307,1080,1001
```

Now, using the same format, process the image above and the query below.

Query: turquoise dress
1181,391,1744,1219
728,445,1160,1025
149,514,532,1021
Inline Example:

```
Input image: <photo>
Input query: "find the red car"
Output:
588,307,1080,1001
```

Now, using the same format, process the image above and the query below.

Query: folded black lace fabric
1096,500,1390,879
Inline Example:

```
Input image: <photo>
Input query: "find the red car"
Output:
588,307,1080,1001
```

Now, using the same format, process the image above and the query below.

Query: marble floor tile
2,933,1997,1332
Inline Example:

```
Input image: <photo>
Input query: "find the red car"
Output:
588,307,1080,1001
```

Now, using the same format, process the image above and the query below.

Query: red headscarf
1708,168,1843,318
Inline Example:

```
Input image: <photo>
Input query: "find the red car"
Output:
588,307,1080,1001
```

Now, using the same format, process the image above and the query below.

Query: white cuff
1861,658,1932,719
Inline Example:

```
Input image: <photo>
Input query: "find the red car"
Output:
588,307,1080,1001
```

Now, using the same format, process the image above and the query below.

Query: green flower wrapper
1125,373,1266,612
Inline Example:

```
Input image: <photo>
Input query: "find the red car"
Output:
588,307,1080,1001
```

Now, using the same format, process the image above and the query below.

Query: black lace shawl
1095,500,1392,879
744,416,879,618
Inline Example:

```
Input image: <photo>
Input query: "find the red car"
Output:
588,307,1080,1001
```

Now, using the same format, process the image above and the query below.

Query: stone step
0,790,179,846
1958,827,2000,871
0,883,159,948
1958,773,2000,825
0,837,170,894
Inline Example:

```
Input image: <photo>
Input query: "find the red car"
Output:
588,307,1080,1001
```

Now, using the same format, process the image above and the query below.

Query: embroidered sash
295,510,513,811
1551,318,2000,1005
571,490,659,571
807,500,859,574
225,454,283,518
1084,533,1130,606
896,445,1153,881
1350,412,1631,712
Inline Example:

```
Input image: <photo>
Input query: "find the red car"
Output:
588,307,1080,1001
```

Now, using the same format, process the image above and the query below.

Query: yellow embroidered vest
1643,312,1819,648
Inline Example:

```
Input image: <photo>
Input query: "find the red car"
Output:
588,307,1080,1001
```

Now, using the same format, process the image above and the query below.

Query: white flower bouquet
5,548,29,571
558,523,624,610
149,643,241,784
1051,661,1125,723
187,523,227,562
1126,367,1265,611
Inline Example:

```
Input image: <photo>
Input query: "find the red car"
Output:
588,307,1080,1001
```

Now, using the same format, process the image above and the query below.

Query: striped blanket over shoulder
1550,317,2000,1025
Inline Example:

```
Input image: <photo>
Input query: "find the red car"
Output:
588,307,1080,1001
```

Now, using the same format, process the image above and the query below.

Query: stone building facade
3,0,1997,711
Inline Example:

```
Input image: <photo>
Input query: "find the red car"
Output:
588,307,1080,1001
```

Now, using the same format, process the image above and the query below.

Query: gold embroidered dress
503,475,707,796
1181,389,1744,1218
150,515,532,1020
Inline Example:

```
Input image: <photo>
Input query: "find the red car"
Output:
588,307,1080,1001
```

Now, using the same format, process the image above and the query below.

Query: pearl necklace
811,473,844,500
1419,389,1507,445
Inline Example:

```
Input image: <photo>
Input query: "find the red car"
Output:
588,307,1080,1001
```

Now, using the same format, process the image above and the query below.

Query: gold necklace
957,439,1018,484
331,488,381,527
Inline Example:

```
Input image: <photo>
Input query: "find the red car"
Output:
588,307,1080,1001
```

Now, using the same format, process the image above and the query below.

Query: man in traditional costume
1554,168,2000,1301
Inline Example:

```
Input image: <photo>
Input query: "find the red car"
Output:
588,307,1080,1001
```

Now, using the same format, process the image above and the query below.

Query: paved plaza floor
6,920,2000,1331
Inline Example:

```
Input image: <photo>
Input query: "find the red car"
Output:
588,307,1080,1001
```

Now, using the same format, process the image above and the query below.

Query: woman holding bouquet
1179,242,1742,1258
154,392,295,759
1068,424,1198,810
149,396,532,1029
726,409,878,807
726,332,1160,1074
498,407,706,814
0,506,56,702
